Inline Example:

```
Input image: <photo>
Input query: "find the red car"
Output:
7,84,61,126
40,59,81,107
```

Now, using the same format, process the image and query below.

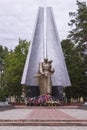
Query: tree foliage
0,45,8,97
0,45,8,59
62,39,84,86
62,0,87,102
61,39,87,101
68,0,87,54
2,39,30,99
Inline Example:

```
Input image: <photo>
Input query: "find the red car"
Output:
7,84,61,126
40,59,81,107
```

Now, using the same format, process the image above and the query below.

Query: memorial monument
21,7,71,101
35,58,55,95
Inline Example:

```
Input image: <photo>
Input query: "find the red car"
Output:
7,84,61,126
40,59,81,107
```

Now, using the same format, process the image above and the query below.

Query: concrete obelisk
21,7,71,99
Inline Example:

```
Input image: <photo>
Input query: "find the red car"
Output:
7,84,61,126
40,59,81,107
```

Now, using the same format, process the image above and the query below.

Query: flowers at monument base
25,94,61,106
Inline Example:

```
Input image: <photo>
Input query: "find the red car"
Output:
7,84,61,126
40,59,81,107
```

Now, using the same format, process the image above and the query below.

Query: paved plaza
0,108,87,130
0,108,87,120
0,126,87,130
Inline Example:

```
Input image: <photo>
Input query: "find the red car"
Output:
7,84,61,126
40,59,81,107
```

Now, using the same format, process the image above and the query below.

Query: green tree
3,39,30,101
0,45,8,100
68,0,87,54
0,45,8,59
61,39,87,101
65,0,87,101
62,39,84,86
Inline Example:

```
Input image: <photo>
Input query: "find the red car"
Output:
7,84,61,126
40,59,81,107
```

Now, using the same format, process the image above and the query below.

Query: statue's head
44,58,48,63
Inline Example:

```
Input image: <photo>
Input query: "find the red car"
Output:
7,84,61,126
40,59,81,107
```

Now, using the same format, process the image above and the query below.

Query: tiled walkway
26,109,75,120
0,108,87,120
60,109,87,120
0,126,87,130
0,109,33,119
0,108,87,129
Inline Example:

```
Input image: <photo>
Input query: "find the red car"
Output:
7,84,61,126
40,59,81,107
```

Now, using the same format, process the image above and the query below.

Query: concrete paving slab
0,126,87,130
0,109,33,119
26,109,75,120
60,109,87,120
0,108,87,126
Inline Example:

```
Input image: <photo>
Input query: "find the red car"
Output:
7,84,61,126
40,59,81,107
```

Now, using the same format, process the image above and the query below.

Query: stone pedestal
52,86,63,101
57,86,63,101
27,86,39,97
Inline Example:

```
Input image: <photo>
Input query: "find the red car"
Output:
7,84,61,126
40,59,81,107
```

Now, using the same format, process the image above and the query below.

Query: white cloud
0,0,85,49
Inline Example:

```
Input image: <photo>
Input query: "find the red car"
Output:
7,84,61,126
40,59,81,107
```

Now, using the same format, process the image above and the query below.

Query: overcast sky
0,0,86,50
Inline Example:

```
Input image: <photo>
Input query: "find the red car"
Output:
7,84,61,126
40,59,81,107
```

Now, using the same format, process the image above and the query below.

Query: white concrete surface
0,109,33,119
0,126,87,130
60,109,87,120
0,108,87,120
0,109,87,129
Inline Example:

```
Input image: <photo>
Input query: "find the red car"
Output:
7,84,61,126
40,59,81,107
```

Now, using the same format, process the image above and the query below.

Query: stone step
14,106,78,109
0,119,87,122
0,120,87,126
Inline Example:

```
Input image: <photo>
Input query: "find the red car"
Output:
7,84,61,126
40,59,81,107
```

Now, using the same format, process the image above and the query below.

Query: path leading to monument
0,108,87,126
26,109,75,120
0,108,87,120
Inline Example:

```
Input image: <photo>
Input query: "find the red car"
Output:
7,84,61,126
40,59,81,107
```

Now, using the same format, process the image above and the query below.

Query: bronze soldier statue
35,58,55,95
